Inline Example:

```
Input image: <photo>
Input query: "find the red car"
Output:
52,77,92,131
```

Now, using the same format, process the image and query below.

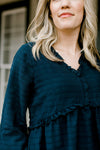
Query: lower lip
60,14,73,18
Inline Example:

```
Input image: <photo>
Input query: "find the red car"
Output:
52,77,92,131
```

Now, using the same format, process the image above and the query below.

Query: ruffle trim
51,46,85,76
28,104,99,130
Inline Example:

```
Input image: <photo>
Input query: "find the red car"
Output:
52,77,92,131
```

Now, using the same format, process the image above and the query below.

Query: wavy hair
26,0,100,72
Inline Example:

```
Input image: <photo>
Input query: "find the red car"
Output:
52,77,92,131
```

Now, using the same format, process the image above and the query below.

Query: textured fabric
0,42,100,150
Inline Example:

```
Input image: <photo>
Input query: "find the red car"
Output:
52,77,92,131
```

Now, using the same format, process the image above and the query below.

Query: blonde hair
26,0,100,72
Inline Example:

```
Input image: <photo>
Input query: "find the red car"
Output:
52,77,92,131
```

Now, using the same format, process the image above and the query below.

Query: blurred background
0,0,38,125
0,0,100,125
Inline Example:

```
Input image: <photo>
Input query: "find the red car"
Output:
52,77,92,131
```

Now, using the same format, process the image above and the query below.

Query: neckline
51,46,85,74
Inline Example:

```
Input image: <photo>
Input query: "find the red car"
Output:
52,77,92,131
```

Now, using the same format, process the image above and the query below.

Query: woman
0,0,100,149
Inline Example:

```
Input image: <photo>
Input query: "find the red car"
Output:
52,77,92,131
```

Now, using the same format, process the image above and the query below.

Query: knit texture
0,42,100,150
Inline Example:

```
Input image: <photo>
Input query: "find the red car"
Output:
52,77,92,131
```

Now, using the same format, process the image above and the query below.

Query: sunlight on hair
26,0,100,72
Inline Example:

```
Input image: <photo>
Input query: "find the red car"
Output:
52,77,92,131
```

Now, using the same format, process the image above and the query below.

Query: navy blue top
0,42,100,150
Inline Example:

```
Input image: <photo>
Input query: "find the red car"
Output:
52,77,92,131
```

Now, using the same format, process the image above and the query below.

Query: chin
57,23,81,31
57,26,75,30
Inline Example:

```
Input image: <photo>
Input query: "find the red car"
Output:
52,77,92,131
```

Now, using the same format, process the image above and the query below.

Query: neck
53,27,81,55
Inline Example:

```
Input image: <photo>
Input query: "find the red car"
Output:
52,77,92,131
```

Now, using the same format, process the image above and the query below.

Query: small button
85,92,88,98
77,72,81,76
84,83,88,90
57,112,62,116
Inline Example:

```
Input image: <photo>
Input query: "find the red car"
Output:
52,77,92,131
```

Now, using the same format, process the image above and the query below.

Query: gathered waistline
28,104,100,131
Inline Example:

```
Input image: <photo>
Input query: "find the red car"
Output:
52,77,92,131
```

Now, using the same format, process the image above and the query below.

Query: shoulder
9,42,37,80
14,42,35,57
13,42,36,67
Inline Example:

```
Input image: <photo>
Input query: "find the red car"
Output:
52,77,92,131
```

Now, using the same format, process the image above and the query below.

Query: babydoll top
0,42,100,150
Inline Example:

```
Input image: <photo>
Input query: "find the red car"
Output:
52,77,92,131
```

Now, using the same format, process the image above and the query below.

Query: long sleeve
0,44,34,150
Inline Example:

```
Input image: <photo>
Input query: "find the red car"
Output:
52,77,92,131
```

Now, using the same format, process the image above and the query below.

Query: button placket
81,77,90,105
